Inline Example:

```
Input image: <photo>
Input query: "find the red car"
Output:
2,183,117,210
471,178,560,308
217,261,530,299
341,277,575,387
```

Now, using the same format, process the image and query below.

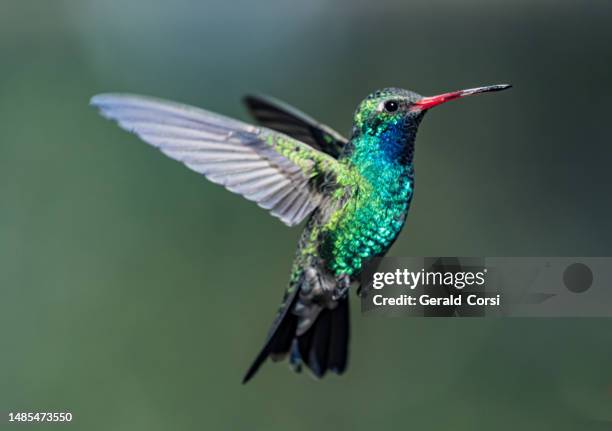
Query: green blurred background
2,0,612,429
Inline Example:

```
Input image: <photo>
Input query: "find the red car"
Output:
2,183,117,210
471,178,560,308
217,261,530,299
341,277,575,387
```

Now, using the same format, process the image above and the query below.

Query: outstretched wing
243,94,348,159
91,93,342,226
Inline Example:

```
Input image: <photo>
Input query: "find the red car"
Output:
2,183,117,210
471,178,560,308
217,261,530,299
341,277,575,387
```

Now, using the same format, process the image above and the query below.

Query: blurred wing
243,94,348,158
91,93,341,226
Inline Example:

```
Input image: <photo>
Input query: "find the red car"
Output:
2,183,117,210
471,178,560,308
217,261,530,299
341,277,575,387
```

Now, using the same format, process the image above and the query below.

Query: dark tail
242,292,349,383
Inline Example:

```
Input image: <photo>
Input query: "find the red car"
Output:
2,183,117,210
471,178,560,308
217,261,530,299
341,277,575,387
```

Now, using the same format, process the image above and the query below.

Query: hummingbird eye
383,100,399,113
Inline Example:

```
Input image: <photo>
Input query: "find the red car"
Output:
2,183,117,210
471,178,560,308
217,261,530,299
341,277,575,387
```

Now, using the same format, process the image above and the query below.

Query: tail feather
242,287,300,384
268,311,298,361
294,297,350,378
242,293,350,383
306,307,332,377
328,296,350,373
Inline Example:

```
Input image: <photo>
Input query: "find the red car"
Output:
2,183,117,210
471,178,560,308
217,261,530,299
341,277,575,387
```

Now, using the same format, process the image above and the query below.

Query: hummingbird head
349,84,511,164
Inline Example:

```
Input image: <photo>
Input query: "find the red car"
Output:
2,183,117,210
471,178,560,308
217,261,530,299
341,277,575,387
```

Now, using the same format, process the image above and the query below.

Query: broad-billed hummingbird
91,83,510,383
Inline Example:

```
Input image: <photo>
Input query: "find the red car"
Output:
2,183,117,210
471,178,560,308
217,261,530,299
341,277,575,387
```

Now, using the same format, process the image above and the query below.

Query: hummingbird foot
301,267,344,302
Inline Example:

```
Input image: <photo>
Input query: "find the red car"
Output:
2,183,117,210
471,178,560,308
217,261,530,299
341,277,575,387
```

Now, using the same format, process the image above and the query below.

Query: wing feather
91,93,342,226
243,94,348,158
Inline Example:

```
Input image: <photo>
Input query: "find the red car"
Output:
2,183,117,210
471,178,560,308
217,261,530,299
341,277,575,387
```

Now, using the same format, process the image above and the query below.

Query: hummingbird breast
318,162,415,277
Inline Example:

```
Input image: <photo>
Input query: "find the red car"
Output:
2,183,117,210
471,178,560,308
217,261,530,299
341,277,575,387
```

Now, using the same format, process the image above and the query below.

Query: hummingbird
91,83,511,383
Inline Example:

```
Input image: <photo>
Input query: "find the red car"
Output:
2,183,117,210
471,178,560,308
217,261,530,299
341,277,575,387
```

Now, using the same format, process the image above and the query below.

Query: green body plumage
293,88,422,279
300,140,414,277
